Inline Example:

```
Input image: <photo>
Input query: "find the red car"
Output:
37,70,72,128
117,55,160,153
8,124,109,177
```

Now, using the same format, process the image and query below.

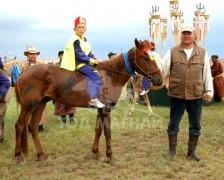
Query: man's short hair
108,52,117,58
211,55,218,59
58,50,64,56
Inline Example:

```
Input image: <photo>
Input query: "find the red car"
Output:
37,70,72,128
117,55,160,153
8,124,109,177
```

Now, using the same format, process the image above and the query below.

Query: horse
128,75,165,116
14,38,163,165
128,75,153,116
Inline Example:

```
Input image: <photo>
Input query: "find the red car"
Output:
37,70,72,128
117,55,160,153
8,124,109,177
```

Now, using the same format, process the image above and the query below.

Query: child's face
74,24,86,36
58,54,63,61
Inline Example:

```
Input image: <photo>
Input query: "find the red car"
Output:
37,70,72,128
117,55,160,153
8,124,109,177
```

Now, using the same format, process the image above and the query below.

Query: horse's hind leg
15,108,30,164
29,102,47,161
129,91,139,116
142,94,153,116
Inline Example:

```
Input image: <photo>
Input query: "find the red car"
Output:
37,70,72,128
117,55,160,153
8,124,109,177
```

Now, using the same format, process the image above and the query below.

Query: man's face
27,53,37,62
58,54,63,61
74,24,86,36
181,31,195,44
211,57,217,63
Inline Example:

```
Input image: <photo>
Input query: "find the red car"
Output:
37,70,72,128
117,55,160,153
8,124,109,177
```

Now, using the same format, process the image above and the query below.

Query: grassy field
0,88,224,179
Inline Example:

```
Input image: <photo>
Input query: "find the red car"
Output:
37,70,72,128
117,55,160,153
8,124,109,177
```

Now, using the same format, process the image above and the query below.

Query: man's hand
203,94,213,103
94,59,103,64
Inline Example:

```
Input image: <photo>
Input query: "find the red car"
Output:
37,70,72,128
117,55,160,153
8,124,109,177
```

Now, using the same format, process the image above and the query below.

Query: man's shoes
0,95,6,103
140,90,148,96
89,98,105,108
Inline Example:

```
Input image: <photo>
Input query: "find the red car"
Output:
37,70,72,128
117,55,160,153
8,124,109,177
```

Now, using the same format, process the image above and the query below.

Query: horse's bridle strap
123,52,135,77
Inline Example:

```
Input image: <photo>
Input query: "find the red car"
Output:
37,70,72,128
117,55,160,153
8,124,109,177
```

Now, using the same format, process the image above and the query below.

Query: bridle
129,48,161,80
97,47,161,80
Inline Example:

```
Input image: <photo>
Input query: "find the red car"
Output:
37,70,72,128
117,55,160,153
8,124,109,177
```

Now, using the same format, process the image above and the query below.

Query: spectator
0,57,11,143
211,55,224,102
0,57,10,103
20,45,49,132
108,52,117,59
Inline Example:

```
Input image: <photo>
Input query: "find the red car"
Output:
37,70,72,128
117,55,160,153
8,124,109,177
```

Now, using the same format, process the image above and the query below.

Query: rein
97,48,161,79
97,64,131,76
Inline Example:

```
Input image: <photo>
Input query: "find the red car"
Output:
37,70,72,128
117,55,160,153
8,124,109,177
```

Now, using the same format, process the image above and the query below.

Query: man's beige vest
168,43,206,100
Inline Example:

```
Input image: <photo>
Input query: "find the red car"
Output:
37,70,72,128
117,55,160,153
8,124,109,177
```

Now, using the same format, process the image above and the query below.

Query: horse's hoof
98,156,105,162
38,153,48,161
128,111,134,116
110,159,117,166
95,154,104,161
16,156,24,165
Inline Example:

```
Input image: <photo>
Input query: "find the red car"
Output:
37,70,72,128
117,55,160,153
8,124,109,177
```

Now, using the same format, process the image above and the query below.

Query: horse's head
132,38,163,86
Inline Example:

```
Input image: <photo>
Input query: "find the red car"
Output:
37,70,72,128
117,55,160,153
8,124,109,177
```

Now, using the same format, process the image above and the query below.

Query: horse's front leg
92,111,103,160
129,91,139,116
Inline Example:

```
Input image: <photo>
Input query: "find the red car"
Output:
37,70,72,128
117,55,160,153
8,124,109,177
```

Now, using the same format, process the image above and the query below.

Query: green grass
0,88,224,179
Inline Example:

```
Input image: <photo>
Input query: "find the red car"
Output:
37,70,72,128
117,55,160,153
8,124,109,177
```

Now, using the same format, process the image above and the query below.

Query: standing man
20,45,49,132
54,50,76,125
211,55,224,102
0,57,11,143
162,24,213,161
60,16,105,108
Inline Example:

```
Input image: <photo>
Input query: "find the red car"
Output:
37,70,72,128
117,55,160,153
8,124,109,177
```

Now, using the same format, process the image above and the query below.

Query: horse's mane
97,48,135,80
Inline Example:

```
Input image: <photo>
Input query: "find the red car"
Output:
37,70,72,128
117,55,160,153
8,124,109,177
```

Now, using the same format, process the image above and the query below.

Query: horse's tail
14,82,20,105
14,82,21,116
15,82,29,156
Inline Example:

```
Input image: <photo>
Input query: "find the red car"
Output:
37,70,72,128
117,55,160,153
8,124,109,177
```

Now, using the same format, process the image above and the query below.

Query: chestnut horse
128,75,153,116
14,39,163,164
128,76,165,116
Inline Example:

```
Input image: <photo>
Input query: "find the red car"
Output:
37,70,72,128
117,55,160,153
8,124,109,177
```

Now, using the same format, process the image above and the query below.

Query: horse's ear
135,38,139,47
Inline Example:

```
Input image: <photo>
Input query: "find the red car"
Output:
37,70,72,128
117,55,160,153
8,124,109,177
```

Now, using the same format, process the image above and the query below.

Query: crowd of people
1,18,224,162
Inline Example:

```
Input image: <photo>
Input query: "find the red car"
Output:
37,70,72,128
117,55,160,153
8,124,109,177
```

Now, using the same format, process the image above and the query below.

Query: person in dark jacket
0,57,10,143
0,57,10,103
211,55,224,102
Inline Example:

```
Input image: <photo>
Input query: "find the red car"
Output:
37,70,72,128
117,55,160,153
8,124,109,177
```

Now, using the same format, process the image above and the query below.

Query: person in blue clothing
61,16,105,108
140,42,162,95
0,57,10,103
0,57,11,143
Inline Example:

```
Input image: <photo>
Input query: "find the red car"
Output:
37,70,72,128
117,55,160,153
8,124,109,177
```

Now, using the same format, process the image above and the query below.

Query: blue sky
0,0,224,61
